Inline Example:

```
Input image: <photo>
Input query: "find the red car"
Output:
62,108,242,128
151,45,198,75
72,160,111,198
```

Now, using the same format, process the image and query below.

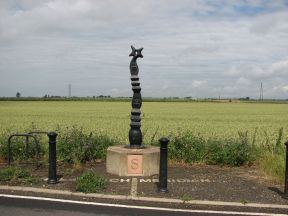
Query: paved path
1,163,288,215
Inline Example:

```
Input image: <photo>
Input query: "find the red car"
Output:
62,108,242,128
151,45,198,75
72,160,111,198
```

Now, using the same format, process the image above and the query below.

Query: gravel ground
0,162,287,205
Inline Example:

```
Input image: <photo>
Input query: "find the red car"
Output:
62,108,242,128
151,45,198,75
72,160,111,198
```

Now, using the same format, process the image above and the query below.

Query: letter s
131,159,139,169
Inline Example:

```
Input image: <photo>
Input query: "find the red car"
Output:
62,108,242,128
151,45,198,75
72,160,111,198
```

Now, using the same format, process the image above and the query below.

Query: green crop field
0,100,287,181
0,101,287,144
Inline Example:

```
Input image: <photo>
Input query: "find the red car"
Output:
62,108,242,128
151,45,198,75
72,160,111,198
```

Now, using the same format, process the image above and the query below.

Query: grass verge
76,171,107,193
0,166,35,183
0,125,286,183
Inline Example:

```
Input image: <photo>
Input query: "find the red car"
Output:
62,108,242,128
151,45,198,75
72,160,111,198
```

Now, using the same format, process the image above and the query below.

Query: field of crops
0,100,287,145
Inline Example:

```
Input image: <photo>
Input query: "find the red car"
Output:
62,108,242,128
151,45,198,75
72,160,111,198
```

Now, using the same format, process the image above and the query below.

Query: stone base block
106,145,160,177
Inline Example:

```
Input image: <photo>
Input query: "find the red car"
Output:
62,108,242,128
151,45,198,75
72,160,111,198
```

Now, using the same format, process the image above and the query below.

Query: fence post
285,140,288,195
159,137,169,193
25,136,29,160
7,136,13,166
47,132,58,184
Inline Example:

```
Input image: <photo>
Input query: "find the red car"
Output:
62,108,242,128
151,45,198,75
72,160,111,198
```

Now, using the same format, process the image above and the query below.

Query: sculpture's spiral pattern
128,45,143,148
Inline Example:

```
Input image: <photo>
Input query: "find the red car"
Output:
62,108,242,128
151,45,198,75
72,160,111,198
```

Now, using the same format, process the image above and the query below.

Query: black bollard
285,140,288,195
159,137,169,193
47,132,58,184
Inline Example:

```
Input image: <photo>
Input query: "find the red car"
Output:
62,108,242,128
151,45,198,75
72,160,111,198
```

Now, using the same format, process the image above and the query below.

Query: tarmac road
0,195,287,216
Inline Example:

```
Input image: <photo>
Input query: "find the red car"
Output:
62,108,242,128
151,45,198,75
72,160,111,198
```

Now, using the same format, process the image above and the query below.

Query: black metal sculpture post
47,132,58,184
285,140,288,195
159,137,169,193
128,45,144,149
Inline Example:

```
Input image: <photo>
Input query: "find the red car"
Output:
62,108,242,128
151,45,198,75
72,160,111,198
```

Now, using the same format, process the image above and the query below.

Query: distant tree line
0,93,286,103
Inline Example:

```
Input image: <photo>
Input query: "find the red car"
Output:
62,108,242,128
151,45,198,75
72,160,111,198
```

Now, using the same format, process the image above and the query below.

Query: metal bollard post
285,140,288,195
47,132,58,184
159,137,169,193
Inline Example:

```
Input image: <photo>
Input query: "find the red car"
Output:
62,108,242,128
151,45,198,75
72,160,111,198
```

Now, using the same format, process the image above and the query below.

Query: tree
16,92,21,98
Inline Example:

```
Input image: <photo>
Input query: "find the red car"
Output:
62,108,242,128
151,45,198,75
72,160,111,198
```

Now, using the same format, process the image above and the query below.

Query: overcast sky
0,0,288,99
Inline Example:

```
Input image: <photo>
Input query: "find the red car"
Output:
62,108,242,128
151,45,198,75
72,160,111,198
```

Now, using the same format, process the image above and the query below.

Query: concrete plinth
106,145,160,177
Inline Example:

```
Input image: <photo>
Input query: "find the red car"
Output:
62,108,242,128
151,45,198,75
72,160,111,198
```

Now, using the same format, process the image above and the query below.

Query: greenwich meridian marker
106,46,159,177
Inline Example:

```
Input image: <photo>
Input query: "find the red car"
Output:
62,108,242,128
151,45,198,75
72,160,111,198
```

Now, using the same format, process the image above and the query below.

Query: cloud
191,80,207,88
236,77,251,86
225,59,288,80
283,86,288,92
0,0,288,99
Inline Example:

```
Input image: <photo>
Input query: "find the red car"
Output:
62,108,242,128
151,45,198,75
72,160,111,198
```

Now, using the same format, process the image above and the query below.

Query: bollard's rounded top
47,131,58,137
159,137,169,144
